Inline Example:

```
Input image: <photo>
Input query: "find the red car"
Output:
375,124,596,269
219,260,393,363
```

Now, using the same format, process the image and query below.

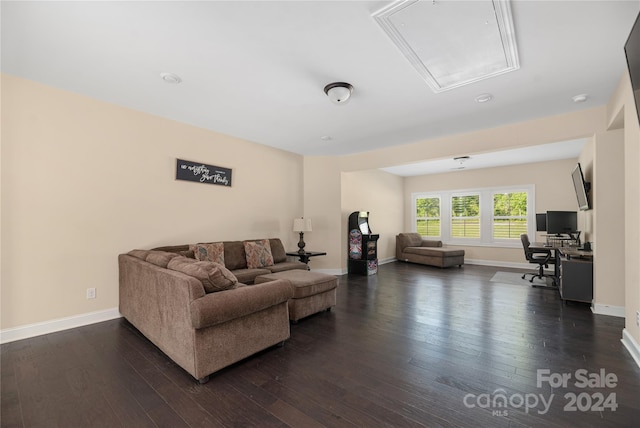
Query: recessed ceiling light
572,93,588,103
475,93,493,103
320,135,333,141
160,72,182,84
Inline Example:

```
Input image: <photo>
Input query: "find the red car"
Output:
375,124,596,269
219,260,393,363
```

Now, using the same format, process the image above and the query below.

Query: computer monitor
536,213,547,232
546,211,577,235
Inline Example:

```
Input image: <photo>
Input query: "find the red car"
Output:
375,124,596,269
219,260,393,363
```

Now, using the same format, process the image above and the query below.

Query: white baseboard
464,258,532,270
622,329,640,369
591,304,626,318
0,308,121,344
314,268,345,275
316,258,397,276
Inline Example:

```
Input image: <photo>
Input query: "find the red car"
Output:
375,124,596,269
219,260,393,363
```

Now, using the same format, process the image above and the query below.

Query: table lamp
293,218,312,254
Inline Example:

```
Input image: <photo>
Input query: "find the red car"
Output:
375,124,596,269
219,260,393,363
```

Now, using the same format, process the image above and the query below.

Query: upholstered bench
255,270,338,323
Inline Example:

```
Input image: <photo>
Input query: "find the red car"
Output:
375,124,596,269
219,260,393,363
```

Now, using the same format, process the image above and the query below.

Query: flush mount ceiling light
475,93,493,103
160,72,182,84
572,93,588,103
324,82,353,105
373,0,519,93
452,155,470,169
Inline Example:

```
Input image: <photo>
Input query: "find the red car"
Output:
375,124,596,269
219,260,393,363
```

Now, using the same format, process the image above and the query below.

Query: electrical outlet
86,288,96,299
636,311,640,327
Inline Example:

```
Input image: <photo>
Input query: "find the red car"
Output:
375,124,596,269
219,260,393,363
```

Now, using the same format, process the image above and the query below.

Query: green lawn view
417,219,527,239
416,191,528,239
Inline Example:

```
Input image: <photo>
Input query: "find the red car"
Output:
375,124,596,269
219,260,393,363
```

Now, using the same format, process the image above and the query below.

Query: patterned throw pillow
243,239,274,269
191,242,225,265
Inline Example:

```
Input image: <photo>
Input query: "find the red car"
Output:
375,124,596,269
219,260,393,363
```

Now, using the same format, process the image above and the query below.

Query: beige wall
591,130,625,309
1,74,304,329
341,169,404,266
607,72,640,346
302,156,343,273
402,158,579,264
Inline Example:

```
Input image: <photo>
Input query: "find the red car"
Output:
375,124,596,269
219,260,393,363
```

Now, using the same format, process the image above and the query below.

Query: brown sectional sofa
396,233,465,268
119,238,306,383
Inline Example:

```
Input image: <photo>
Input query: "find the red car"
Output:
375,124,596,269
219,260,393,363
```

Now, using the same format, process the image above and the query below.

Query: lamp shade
293,218,312,232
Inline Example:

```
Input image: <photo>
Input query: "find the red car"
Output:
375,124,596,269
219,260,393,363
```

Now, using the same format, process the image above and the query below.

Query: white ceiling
2,1,638,175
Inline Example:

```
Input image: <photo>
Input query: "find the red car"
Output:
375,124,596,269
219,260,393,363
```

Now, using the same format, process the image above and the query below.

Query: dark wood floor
3,262,640,427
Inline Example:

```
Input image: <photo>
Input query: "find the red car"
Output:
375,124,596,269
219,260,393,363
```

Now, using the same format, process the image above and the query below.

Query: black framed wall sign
176,158,232,187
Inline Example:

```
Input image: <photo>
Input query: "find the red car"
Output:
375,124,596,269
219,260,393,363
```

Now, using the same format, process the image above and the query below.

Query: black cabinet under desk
559,255,593,303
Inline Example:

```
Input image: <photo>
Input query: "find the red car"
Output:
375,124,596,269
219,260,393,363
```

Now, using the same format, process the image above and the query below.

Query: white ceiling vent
373,0,520,93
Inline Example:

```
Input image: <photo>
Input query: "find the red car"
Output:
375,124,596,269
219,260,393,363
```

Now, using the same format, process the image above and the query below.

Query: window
493,192,528,239
412,185,534,247
415,196,440,237
451,194,480,238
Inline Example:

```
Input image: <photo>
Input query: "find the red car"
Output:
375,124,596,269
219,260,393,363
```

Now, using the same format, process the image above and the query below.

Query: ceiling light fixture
452,155,470,169
160,72,182,84
324,82,353,105
475,93,493,103
572,93,588,103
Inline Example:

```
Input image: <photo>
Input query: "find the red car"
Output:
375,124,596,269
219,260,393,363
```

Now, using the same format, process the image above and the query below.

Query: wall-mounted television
571,163,591,211
625,11,640,126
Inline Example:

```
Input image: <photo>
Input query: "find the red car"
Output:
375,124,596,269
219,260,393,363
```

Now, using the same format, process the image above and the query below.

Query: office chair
520,233,556,286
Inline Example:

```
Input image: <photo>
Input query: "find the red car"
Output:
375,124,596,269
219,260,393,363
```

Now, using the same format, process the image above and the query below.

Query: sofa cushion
167,257,238,293
128,249,152,260
267,261,307,273
232,268,272,284
243,239,275,269
178,250,195,259
223,241,247,270
269,238,287,263
145,251,180,268
192,242,225,265
151,244,190,253
404,246,465,257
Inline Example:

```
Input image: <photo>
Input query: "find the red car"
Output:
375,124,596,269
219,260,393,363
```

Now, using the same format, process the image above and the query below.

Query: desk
530,242,593,302
286,251,326,267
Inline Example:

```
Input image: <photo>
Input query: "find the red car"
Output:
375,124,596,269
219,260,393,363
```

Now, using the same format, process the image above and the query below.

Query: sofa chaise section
396,233,465,268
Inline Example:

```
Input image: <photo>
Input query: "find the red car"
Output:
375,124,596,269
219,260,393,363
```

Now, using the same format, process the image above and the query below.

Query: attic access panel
373,0,519,93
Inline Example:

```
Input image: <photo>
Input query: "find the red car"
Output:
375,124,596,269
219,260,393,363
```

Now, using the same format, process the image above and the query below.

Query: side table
286,251,327,268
